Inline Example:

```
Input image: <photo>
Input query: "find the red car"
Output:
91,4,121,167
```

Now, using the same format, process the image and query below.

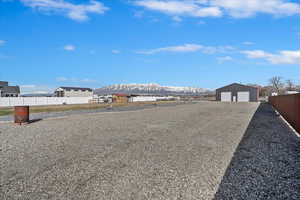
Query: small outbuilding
112,93,130,103
216,83,259,102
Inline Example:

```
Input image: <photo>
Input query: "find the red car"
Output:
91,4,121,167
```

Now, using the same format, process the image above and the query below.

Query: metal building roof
216,83,258,91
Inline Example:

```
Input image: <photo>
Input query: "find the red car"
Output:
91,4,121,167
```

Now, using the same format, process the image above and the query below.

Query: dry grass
0,101,176,116
0,108,13,116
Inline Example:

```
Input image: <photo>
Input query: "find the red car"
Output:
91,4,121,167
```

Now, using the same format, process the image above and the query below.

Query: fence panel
269,94,300,133
0,97,92,107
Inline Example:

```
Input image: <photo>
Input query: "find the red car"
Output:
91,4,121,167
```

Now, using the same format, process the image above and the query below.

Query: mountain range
95,83,208,96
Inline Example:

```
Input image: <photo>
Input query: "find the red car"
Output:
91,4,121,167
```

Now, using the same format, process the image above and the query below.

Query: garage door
221,92,232,102
237,92,250,102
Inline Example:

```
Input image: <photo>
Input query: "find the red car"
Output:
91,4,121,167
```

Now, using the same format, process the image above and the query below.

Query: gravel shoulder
214,103,300,200
0,102,265,199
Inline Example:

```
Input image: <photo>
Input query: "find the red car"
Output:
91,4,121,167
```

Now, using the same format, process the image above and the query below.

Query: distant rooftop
0,81,20,94
216,83,259,90
58,87,93,92
0,81,8,87
1,86,20,93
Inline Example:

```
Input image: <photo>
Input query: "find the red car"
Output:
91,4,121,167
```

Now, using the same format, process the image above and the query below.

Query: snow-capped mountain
95,83,208,95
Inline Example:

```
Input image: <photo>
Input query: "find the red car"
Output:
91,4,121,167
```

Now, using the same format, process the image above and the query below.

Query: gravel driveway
0,102,282,199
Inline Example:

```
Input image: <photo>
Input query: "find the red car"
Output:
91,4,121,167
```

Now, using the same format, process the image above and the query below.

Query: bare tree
286,79,295,91
260,86,273,97
269,76,284,94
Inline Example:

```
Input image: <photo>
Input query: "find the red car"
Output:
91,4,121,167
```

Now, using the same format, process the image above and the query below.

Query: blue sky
1,0,300,93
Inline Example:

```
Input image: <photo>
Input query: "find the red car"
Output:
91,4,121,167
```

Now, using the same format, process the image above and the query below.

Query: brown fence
269,94,300,133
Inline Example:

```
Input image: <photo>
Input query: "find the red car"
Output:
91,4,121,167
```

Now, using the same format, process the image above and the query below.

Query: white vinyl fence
129,96,179,102
0,97,93,107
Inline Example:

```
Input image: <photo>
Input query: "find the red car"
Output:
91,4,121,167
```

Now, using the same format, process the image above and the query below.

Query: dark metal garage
216,83,259,102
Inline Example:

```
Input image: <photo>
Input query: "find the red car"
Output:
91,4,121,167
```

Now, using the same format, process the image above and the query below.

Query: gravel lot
1,101,294,200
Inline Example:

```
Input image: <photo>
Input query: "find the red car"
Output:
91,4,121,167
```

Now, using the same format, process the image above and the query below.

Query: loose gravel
214,103,300,200
1,102,295,200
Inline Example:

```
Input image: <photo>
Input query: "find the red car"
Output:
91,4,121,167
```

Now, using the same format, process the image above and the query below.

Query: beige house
55,87,93,97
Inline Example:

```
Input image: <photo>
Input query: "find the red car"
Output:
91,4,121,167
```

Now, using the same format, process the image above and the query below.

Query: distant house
286,91,299,95
54,87,93,97
216,83,259,102
0,81,20,97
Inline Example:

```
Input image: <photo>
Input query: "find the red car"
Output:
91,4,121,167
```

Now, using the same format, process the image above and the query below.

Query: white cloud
20,0,109,21
135,0,300,19
136,44,235,55
172,16,182,22
112,50,120,54
133,10,144,18
242,50,272,58
56,77,68,81
64,44,75,51
211,0,300,18
20,84,37,88
242,41,254,45
135,1,222,18
56,77,98,83
137,44,202,54
242,49,300,64
80,78,98,83
0,40,6,46
217,56,233,63
20,85,53,94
